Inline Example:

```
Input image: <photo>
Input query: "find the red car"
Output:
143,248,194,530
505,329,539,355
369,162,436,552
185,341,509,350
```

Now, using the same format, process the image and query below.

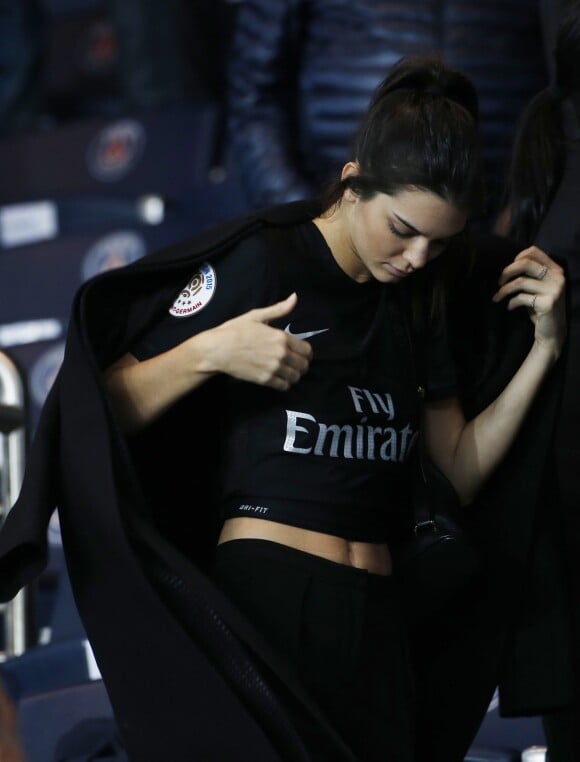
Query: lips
385,262,409,278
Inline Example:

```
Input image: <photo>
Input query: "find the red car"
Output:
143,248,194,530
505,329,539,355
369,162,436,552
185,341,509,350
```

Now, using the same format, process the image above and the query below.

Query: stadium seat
465,748,520,761
18,680,114,762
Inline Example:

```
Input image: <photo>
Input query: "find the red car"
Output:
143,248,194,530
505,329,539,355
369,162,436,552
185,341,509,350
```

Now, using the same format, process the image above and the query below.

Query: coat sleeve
227,0,314,207
0,383,60,601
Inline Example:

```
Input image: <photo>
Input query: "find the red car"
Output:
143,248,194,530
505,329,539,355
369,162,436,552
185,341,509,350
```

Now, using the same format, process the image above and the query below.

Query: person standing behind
227,0,547,224
496,3,580,758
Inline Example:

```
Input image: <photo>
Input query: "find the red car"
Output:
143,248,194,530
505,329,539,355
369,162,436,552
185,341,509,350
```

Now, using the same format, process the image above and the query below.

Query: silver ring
537,265,548,280
530,294,537,311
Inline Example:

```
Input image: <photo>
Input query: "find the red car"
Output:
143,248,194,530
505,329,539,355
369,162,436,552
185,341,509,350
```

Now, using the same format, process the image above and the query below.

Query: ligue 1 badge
87,119,146,182
169,263,216,318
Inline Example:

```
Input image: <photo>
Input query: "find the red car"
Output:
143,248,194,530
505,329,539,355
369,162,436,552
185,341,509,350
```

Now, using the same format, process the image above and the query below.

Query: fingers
504,292,541,313
268,365,305,391
497,250,562,287
513,245,560,267
256,360,308,391
259,342,312,390
493,247,565,308
492,274,551,304
250,292,298,324
285,344,312,371
492,256,565,353
212,318,312,390
211,293,317,390
493,274,564,312
284,332,314,359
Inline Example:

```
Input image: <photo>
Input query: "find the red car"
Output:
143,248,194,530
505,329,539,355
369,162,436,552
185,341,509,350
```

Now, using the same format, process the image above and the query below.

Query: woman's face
336,184,468,284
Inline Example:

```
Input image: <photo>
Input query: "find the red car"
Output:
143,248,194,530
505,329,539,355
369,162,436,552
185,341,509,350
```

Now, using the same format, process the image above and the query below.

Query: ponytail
370,55,479,123
319,56,484,215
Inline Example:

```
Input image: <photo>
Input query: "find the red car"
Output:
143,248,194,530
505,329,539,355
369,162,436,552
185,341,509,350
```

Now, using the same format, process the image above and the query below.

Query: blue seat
465,748,520,761
473,692,546,750
0,639,101,700
18,680,114,762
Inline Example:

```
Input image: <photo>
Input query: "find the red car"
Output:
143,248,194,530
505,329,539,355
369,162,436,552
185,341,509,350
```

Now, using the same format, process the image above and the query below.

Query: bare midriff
217,517,392,575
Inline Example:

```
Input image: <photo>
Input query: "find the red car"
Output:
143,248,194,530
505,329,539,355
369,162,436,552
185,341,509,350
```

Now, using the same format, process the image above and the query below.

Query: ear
341,161,360,181
341,161,361,202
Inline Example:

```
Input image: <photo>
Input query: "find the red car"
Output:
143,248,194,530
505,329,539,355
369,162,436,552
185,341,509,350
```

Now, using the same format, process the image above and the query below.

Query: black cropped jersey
132,220,458,541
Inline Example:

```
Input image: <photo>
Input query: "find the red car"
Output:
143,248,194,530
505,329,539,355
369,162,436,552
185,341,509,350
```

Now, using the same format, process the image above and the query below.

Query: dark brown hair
320,56,484,213
319,56,483,325
503,1,580,245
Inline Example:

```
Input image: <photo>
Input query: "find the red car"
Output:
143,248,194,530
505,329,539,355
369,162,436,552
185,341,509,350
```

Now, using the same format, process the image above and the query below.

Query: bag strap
410,447,441,535
399,287,440,534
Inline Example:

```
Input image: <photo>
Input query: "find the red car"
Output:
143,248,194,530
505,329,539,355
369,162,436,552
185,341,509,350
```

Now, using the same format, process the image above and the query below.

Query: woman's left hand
492,246,567,359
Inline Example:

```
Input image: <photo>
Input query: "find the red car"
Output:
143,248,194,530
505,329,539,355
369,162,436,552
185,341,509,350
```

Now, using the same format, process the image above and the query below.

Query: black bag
393,450,482,620
392,290,483,620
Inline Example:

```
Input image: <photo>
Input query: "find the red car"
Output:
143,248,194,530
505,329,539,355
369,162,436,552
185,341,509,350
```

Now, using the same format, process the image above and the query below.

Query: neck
313,204,365,282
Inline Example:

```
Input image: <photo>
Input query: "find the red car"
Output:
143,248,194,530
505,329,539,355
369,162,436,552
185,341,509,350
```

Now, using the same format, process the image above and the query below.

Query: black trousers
542,453,580,762
212,539,415,762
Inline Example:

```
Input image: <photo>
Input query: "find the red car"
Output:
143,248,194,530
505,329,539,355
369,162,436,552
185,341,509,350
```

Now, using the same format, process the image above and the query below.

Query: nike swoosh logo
284,324,329,340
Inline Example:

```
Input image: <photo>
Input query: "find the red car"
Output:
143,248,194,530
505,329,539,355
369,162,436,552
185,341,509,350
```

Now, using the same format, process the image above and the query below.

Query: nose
402,238,430,271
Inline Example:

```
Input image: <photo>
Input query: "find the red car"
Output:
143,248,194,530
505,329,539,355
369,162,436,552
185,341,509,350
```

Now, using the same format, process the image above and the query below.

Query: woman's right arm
104,293,312,434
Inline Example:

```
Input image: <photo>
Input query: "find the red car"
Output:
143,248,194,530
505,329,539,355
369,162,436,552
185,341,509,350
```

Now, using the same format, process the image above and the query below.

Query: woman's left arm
423,246,566,506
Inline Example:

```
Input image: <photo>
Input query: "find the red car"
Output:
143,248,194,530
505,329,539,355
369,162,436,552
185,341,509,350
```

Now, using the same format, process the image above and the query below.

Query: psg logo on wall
30,342,66,409
82,231,147,281
87,119,146,182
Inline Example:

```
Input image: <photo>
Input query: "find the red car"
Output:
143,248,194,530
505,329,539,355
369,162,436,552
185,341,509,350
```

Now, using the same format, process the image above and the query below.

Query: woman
0,55,567,762
497,4,580,758
102,56,565,761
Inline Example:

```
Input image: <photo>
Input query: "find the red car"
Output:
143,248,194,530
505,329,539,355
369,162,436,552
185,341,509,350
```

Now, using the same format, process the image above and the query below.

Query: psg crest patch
169,263,216,318
87,119,146,182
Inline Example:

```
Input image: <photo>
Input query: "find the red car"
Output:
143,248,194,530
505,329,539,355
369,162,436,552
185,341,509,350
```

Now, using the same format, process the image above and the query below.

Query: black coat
0,202,573,761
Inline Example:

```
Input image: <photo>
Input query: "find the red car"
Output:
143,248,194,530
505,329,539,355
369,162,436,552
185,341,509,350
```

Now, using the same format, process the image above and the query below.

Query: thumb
252,292,298,324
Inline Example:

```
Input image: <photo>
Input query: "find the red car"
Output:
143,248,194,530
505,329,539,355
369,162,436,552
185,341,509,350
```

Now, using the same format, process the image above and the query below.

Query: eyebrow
393,213,423,236
393,212,465,243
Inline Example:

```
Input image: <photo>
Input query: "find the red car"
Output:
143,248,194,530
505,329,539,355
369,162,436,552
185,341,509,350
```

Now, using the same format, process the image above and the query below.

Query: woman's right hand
105,293,312,433
197,292,312,390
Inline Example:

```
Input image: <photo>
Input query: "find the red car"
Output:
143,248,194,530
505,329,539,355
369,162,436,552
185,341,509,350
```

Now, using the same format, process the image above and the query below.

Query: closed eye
388,221,414,238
